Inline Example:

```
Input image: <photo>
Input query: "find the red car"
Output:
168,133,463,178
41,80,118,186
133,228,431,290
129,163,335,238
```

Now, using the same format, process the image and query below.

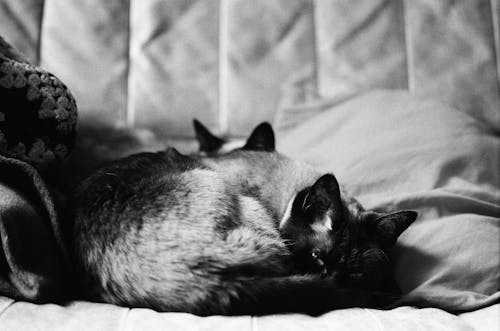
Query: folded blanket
0,36,73,302
0,154,68,302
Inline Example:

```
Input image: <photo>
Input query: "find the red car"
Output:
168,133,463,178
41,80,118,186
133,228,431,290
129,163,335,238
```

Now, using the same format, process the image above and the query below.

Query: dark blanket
0,154,68,302
0,36,73,302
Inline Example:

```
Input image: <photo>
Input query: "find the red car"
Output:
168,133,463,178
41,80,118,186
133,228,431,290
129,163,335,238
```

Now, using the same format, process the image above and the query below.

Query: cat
279,173,416,293
193,120,416,288
68,122,417,316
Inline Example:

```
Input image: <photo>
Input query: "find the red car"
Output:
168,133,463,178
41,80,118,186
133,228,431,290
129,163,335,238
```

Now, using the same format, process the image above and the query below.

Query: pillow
277,90,499,312
0,36,77,172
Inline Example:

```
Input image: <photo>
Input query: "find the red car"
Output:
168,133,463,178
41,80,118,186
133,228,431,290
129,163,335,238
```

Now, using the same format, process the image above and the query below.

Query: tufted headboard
1,0,499,139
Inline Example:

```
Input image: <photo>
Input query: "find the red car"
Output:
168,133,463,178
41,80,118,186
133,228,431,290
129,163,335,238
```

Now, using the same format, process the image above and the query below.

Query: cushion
0,36,77,172
277,90,500,312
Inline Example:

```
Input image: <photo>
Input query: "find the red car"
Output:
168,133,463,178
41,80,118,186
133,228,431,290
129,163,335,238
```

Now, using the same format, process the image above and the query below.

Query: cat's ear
242,122,275,152
193,119,225,154
303,174,342,217
374,211,417,248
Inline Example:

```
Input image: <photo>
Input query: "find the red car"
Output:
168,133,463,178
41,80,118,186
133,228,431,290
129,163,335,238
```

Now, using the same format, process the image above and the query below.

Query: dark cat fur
279,174,416,293
68,122,417,315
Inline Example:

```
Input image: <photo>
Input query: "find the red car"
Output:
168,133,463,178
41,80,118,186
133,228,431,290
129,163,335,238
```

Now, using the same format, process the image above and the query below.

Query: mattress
2,296,497,331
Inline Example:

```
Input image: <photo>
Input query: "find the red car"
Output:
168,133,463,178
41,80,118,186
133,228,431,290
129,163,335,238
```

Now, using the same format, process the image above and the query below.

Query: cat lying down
67,121,417,316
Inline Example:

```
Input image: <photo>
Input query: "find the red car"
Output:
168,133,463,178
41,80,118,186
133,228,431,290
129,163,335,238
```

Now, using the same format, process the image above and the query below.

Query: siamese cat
69,122,417,315
193,120,416,288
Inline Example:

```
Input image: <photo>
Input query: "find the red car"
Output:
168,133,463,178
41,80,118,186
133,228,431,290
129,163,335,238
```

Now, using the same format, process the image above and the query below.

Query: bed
0,1,499,330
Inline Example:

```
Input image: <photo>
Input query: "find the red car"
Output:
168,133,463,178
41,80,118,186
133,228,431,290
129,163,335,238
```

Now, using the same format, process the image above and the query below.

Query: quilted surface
0,0,499,138
0,296,481,331
0,46,77,170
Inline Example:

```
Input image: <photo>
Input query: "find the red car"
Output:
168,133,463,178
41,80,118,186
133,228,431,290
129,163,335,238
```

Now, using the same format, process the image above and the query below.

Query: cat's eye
311,251,328,276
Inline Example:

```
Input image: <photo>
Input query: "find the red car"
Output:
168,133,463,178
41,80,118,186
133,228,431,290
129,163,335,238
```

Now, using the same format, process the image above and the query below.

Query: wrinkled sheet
279,90,500,312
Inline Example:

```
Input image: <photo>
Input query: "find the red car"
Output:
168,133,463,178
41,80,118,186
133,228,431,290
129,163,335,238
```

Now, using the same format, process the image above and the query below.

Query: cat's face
279,174,417,290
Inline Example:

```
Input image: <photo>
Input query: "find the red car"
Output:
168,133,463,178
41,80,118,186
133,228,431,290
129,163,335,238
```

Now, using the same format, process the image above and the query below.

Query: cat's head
193,119,275,155
279,174,417,290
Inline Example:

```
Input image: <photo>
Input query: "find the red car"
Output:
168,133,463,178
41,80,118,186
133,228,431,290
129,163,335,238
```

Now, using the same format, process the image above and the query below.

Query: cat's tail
225,274,374,316
187,225,390,315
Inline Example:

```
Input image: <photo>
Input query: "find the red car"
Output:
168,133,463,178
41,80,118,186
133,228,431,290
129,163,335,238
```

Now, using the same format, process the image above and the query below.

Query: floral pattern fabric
0,49,77,170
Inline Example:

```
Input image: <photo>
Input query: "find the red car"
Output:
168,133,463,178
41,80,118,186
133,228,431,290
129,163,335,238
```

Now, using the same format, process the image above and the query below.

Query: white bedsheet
0,296,482,331
460,304,500,331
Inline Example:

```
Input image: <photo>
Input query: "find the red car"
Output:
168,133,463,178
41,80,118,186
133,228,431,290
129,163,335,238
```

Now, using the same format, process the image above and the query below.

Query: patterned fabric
0,39,77,171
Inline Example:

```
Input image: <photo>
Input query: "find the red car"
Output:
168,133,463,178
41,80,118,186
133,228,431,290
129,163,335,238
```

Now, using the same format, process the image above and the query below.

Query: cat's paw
310,250,328,276
366,291,401,309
